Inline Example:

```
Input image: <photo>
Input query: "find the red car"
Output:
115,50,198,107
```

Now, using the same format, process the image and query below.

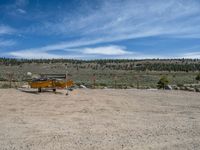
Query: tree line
0,58,200,72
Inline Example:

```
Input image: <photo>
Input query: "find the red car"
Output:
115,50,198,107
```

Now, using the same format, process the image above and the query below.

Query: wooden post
7,73,14,88
173,74,176,85
65,71,69,95
9,75,12,88
136,75,139,89
114,75,117,89
92,73,96,89
65,71,68,80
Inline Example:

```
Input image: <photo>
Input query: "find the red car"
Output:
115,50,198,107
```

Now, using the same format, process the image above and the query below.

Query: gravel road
0,89,200,150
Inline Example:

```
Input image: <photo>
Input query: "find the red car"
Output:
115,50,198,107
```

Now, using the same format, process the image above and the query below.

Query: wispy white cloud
9,50,92,59
0,39,16,47
9,44,164,59
17,8,26,14
180,52,200,59
9,38,104,55
10,43,200,59
14,0,28,16
0,25,15,35
82,45,132,55
27,0,200,39
15,0,29,7
9,45,130,58
10,51,64,59
5,0,200,59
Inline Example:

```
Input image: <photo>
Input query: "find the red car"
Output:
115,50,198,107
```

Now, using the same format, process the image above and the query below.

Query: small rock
185,87,195,92
195,88,200,92
80,85,87,89
165,85,172,90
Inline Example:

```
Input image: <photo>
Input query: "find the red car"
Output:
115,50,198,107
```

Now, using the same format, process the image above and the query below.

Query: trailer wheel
38,88,42,92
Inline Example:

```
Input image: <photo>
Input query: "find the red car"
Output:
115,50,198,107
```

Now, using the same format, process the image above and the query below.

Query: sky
0,0,200,59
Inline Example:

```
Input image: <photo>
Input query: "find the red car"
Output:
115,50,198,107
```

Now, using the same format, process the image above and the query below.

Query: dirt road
0,89,200,150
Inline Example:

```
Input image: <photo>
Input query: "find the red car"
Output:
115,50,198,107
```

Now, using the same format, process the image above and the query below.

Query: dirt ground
0,89,200,150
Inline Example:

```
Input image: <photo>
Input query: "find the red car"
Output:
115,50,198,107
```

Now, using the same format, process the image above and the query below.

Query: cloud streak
10,45,132,58
0,25,16,35
28,0,200,38
3,0,200,59
82,45,131,55
181,52,200,59
17,8,26,14
8,44,167,59
0,39,16,47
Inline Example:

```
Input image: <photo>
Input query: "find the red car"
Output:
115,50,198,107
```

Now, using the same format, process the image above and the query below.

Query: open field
0,89,200,149
0,62,199,89
1,59,200,88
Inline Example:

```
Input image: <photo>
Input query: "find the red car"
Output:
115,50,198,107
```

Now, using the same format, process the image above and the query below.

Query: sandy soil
0,89,200,150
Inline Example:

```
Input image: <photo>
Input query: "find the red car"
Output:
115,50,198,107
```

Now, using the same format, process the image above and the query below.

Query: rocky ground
0,89,200,150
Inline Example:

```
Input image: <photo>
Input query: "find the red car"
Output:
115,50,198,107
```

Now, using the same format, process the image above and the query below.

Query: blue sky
0,0,200,59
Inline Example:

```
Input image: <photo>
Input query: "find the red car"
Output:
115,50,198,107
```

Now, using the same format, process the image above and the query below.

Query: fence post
92,73,96,89
113,75,117,89
136,75,140,89
7,72,14,88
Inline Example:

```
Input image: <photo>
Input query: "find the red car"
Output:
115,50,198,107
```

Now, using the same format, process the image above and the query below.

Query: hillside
0,58,200,88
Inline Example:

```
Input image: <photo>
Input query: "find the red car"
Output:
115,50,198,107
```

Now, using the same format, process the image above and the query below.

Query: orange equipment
28,74,74,92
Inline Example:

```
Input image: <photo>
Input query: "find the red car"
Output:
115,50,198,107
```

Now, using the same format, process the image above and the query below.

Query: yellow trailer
29,79,74,92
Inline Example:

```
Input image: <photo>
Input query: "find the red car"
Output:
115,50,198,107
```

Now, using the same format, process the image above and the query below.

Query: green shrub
157,76,169,89
177,83,184,87
196,73,200,82
1,83,10,89
98,83,107,87
195,88,200,92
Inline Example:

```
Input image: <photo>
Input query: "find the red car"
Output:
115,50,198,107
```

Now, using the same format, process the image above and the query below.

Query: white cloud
5,0,200,59
9,38,105,54
9,50,91,59
0,39,16,47
83,45,132,55
181,52,200,59
0,25,15,35
10,51,62,59
9,44,164,59
10,45,131,58
16,0,29,7
27,0,200,39
17,8,26,14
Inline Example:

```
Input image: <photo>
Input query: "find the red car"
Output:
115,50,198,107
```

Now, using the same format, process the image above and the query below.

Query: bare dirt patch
0,89,200,150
